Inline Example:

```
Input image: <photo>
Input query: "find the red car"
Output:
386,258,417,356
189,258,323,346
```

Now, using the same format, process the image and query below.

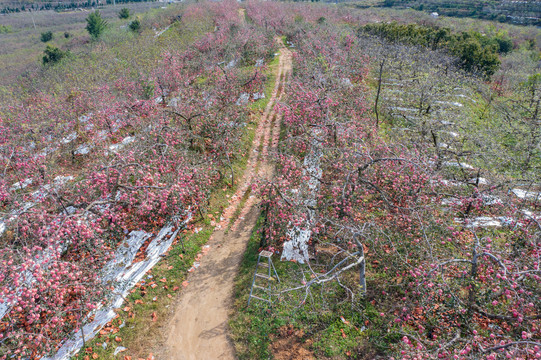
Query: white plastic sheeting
44,219,188,360
252,92,265,100
154,25,171,38
442,131,459,138
511,188,541,201
456,216,517,228
0,296,8,322
442,161,474,170
10,178,33,192
236,93,250,106
340,78,353,87
32,176,74,202
434,100,463,108
430,179,464,187
168,97,181,108
61,132,78,145
389,106,418,113
36,146,58,158
282,131,322,264
469,177,489,185
481,195,502,206
521,209,541,219
78,114,92,123
74,144,92,155
441,197,459,206
108,136,136,153
226,58,239,69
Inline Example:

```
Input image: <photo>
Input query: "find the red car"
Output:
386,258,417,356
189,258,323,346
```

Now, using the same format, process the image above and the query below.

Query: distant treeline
381,0,541,26
362,21,514,78
0,0,155,14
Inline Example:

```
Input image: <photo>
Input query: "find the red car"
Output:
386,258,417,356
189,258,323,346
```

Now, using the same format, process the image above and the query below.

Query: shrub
40,31,53,42
497,14,507,23
86,10,107,39
494,36,513,54
129,18,141,33
0,24,12,33
42,45,68,65
450,37,500,77
64,31,71,38
118,8,130,19
362,22,504,78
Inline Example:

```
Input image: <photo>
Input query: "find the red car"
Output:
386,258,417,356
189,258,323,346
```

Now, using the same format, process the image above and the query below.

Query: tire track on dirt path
161,40,292,360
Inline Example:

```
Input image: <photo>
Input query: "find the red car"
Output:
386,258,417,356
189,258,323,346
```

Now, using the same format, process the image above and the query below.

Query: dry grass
0,2,163,86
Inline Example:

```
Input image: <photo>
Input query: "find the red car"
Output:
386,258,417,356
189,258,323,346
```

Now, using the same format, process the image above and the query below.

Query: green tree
450,37,500,78
86,10,107,39
494,36,513,54
118,8,130,19
362,23,503,78
40,31,53,42
42,45,68,65
129,18,141,33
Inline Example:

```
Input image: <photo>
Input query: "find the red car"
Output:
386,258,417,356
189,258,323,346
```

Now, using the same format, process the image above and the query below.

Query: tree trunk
359,245,366,296
374,58,386,129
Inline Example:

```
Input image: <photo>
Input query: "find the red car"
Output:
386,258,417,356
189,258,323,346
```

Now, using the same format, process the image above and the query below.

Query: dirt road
162,40,292,360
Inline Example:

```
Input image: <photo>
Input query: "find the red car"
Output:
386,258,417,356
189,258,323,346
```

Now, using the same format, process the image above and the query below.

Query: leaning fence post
355,233,367,296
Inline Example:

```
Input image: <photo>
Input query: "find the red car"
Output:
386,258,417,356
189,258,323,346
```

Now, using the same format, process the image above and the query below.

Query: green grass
249,50,281,113
229,214,281,360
